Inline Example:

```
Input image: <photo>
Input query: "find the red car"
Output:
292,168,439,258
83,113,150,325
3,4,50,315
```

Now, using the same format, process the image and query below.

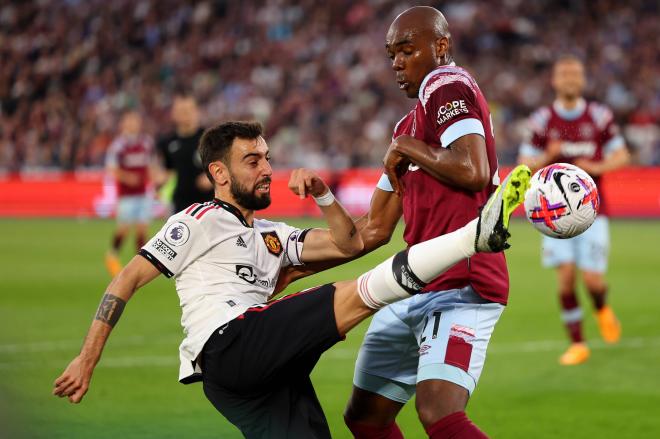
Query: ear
208,161,229,186
434,36,450,64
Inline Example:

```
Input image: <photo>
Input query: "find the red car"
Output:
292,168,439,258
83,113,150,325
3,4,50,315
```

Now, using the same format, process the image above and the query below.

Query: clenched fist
288,168,329,199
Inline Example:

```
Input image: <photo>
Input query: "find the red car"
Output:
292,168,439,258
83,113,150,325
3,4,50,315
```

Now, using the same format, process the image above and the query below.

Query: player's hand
573,158,603,176
288,168,328,199
384,135,414,195
53,356,95,403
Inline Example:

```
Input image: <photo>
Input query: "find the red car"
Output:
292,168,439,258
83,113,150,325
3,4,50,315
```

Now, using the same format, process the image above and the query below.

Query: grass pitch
1,218,659,438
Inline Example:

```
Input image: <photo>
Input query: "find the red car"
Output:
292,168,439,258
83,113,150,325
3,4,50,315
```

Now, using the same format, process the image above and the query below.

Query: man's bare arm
574,147,630,176
384,134,490,194
272,187,402,296
52,256,160,403
286,169,363,262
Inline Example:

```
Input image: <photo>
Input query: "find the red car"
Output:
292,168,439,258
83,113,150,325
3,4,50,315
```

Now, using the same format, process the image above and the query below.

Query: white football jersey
140,199,308,382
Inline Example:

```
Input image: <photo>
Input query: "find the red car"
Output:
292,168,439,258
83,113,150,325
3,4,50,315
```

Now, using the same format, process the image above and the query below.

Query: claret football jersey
140,198,309,382
381,64,509,304
519,98,625,215
105,134,154,196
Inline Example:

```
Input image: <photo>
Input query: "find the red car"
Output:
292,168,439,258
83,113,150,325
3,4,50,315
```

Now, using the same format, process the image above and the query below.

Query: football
524,163,599,239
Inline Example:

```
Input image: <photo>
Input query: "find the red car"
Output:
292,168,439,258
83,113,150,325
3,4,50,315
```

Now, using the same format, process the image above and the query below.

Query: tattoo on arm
94,294,126,328
349,225,357,238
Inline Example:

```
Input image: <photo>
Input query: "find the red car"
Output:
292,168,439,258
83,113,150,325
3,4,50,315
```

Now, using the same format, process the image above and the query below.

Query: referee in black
157,94,214,212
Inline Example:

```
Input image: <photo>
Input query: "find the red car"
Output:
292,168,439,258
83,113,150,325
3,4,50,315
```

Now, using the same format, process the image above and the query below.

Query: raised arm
287,168,363,261
384,133,490,195
273,175,402,295
53,256,161,403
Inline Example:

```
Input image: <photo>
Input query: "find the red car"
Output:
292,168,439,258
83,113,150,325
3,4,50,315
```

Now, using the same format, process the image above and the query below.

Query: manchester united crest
261,232,282,256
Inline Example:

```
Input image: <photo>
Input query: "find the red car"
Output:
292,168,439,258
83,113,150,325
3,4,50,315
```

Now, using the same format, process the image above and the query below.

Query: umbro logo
236,236,247,248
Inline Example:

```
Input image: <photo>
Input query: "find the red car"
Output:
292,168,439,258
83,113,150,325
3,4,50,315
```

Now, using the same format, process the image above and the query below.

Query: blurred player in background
104,111,156,277
157,95,214,213
518,56,630,365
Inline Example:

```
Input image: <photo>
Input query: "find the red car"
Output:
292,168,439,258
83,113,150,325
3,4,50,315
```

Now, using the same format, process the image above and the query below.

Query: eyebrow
241,151,270,161
242,152,262,161
385,38,413,50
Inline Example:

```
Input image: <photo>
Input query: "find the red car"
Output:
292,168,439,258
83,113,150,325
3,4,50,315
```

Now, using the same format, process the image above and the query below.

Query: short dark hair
199,121,264,183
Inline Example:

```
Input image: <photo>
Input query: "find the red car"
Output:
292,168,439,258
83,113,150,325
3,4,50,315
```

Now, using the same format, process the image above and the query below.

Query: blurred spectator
0,0,657,172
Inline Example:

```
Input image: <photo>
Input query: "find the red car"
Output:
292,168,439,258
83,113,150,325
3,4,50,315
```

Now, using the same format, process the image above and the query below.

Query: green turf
1,218,659,438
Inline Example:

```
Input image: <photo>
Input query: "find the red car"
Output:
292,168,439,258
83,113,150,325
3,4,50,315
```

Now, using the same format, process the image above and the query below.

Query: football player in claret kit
343,7,516,438
518,55,630,365
54,120,530,439
104,111,157,277
277,6,528,438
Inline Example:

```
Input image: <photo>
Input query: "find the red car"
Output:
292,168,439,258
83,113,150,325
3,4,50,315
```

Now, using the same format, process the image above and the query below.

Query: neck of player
215,190,254,227
176,124,199,137
557,95,582,110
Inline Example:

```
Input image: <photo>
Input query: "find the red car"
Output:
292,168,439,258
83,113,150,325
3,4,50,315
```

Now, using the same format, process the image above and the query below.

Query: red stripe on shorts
444,335,473,372
242,285,324,315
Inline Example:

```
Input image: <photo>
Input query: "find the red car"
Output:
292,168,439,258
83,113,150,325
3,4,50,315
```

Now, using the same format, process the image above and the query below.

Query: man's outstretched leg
334,164,531,335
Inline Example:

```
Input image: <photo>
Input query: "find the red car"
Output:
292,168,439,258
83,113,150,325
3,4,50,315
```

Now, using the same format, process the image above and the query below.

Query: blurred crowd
1,0,658,172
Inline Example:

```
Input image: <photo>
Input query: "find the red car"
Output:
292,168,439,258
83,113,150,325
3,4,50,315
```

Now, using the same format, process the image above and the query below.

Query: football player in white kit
54,121,530,438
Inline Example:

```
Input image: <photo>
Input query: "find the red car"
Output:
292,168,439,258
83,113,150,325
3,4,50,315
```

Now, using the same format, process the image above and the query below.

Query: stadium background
1,0,658,438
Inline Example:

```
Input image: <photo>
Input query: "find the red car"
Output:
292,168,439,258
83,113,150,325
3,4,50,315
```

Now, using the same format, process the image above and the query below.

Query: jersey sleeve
422,79,485,148
105,138,121,169
519,107,551,157
590,103,625,155
376,173,394,192
139,216,210,278
269,221,310,267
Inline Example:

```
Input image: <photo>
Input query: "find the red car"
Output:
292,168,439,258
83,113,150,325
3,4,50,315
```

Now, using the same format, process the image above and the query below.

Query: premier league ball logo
164,222,190,246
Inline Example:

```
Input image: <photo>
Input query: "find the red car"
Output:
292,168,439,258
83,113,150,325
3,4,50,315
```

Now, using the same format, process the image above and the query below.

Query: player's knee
583,272,606,293
415,386,469,428
558,286,576,297
416,402,463,429
344,388,400,426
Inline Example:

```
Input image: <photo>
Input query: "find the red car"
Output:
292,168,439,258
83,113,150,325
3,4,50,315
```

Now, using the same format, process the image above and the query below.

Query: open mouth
255,181,270,194
397,81,409,90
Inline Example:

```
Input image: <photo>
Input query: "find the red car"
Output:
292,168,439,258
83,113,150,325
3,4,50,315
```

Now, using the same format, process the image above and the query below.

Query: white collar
552,98,586,121
418,62,458,101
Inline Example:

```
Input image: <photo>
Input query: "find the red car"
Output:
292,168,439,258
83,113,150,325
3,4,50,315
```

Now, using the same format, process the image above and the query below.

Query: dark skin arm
274,133,489,295
384,134,490,195
272,188,403,296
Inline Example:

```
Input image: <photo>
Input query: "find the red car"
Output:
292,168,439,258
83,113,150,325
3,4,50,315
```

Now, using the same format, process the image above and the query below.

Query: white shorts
116,195,153,224
541,216,609,273
353,286,504,402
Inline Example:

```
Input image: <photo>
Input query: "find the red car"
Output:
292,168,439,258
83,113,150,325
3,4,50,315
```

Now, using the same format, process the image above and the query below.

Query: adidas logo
236,236,247,248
